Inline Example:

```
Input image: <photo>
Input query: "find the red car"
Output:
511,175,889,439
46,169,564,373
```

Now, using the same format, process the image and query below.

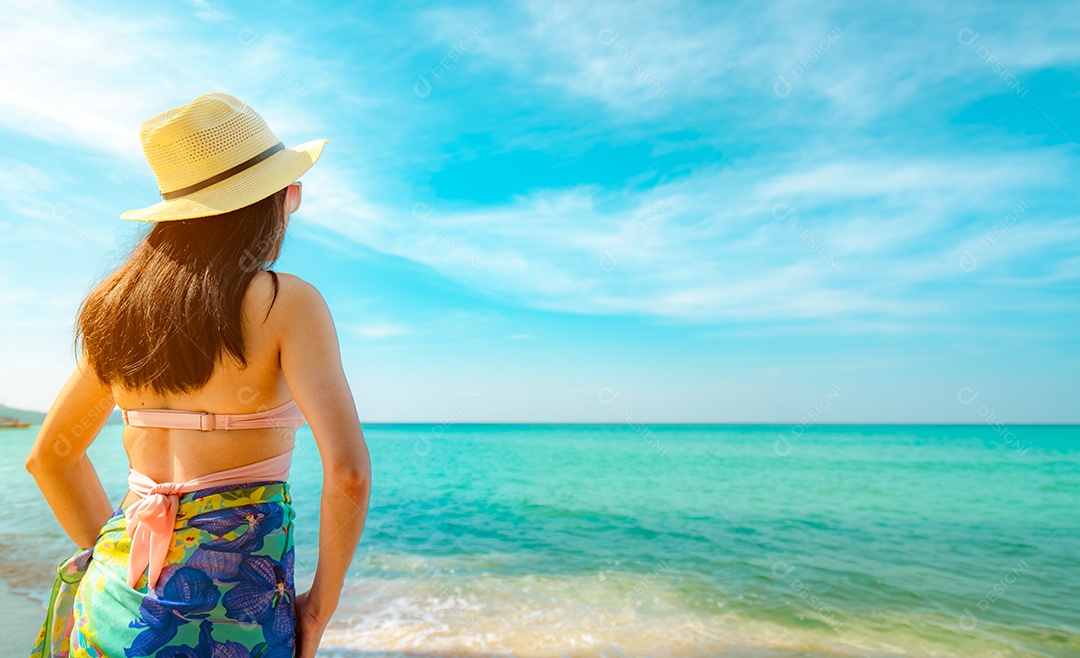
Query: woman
24,92,371,657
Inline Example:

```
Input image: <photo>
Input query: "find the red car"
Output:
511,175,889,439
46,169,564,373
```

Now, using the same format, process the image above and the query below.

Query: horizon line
3,421,1078,428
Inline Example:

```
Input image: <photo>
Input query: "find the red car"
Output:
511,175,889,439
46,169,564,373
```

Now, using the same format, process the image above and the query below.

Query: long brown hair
75,187,289,396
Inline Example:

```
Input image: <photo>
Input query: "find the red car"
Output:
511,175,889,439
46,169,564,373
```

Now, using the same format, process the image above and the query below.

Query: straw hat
121,92,328,222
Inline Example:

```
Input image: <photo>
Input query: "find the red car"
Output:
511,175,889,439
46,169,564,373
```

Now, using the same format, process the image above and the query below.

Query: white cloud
4,0,1079,333
419,0,1080,130
187,0,228,22
1,0,1078,421
292,143,1077,325
0,0,330,164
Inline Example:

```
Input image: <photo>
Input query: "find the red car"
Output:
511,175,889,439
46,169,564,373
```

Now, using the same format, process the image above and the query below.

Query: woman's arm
24,352,117,548
276,273,372,618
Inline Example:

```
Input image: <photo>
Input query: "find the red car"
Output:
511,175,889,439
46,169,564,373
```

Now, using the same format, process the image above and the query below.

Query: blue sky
1,0,1078,423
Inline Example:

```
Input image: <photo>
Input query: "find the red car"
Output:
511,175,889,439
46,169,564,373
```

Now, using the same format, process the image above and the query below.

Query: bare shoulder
246,270,320,312
262,271,335,336
270,271,328,314
272,271,316,295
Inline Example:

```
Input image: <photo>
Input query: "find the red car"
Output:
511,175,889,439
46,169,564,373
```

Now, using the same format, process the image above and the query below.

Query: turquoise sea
1,423,1078,657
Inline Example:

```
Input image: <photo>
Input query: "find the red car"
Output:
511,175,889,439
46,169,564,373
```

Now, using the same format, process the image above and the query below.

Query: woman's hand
294,589,331,657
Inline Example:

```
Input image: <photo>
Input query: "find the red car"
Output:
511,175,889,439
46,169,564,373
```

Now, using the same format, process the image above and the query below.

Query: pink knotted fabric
123,448,294,591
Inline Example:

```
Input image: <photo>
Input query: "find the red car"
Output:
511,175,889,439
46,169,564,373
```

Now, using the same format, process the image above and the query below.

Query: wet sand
0,576,48,650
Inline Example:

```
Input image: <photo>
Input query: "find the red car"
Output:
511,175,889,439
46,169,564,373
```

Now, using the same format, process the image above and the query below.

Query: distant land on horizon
0,403,122,425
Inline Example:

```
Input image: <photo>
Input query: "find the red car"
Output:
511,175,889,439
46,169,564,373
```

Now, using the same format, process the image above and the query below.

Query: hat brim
120,138,329,222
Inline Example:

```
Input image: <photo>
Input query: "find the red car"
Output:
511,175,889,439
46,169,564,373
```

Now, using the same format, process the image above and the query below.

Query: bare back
115,269,301,508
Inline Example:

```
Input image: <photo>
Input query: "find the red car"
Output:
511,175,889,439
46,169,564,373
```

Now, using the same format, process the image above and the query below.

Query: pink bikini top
118,399,306,591
120,398,307,432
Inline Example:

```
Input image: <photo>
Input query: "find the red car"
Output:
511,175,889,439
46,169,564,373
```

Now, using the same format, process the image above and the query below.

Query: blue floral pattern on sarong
44,480,298,657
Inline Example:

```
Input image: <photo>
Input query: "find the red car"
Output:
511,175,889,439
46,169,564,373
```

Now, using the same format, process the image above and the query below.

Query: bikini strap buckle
199,413,216,431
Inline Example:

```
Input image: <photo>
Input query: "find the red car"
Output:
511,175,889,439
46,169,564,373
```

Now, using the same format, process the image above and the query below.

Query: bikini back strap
121,399,306,432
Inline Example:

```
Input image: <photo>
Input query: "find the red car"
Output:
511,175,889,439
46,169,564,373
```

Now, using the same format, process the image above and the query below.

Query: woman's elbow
25,453,59,473
25,445,52,472
326,465,370,494
25,437,80,473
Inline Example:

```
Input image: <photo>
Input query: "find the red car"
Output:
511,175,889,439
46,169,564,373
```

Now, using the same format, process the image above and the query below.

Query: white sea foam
313,570,927,658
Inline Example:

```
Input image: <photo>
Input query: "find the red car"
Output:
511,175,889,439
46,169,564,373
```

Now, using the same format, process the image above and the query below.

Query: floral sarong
30,480,297,657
